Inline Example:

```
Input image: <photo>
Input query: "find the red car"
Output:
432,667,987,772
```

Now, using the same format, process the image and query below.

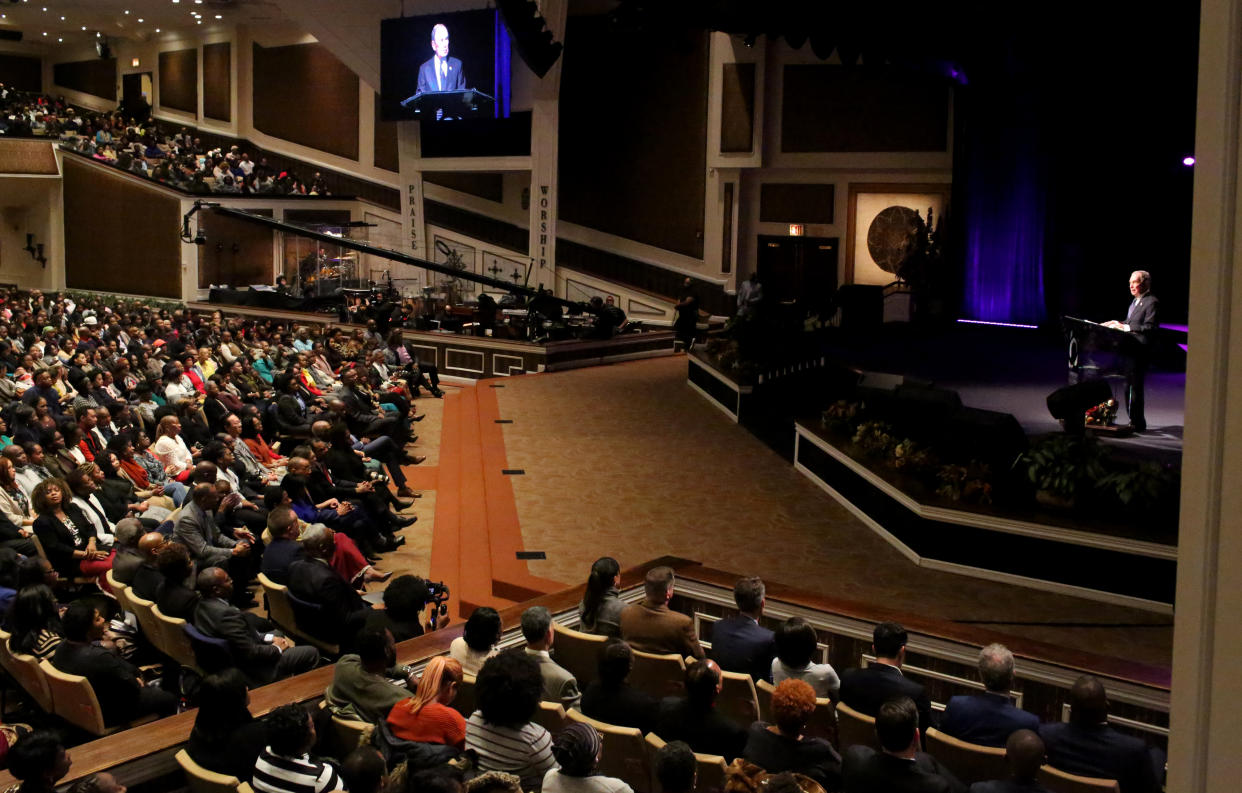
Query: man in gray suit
174,483,256,607
522,605,580,708
193,567,319,685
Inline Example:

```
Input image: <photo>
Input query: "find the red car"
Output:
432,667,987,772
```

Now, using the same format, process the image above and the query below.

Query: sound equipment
945,407,1029,470
1046,379,1113,434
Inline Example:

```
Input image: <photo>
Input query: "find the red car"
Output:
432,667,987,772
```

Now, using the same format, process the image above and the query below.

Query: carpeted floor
362,356,1171,667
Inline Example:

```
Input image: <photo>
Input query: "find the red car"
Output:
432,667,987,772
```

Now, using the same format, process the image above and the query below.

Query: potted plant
1020,435,1107,508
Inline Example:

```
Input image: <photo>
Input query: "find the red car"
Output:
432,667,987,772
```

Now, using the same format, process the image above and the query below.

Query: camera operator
364,574,434,641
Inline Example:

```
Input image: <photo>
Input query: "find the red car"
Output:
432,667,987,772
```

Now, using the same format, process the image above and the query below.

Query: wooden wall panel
424,172,503,203
52,58,116,101
373,92,399,173
0,54,43,93
62,158,181,298
781,65,950,153
202,42,231,122
558,19,708,259
252,43,359,161
198,207,273,288
158,48,198,114
759,183,835,224
720,63,755,153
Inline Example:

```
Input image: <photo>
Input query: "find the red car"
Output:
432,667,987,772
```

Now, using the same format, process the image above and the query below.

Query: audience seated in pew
618,565,705,660
580,638,658,734
710,575,777,684
940,644,1040,748
324,627,413,723
543,721,634,793
522,605,581,709
6,731,72,793
465,650,558,792
577,556,624,638
967,730,1052,793
186,669,277,782
387,655,467,748
743,679,842,789
252,703,344,793
450,606,502,676
653,740,697,793
654,658,748,761
839,622,936,736
842,697,965,793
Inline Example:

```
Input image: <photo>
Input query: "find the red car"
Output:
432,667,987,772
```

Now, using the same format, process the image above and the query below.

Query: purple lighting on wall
1182,156,1196,166
956,318,1039,329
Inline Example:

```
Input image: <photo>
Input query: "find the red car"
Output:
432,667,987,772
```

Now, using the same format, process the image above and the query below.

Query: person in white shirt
152,415,195,480
66,466,117,548
14,443,52,497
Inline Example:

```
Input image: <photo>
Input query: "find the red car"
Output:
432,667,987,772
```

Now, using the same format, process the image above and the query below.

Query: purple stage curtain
961,97,1047,325
494,9,512,118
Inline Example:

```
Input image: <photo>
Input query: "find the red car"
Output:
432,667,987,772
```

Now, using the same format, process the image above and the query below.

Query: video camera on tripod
424,579,451,631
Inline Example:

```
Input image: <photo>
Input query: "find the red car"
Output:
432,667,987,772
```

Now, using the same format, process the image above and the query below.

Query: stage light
1182,156,1195,166
956,318,1039,329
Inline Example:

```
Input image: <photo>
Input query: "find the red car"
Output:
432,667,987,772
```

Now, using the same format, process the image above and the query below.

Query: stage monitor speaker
1047,379,1113,433
945,407,1029,470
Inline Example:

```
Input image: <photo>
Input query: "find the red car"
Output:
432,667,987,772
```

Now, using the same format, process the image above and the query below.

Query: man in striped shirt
252,704,347,793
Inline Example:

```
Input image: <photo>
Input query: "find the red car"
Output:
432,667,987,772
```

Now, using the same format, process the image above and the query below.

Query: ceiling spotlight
155,28,160,32
80,25,85,29
196,19,201,23
56,37,61,42
214,14,221,18
41,31,46,35
137,17,143,22
124,10,130,14
1183,156,1196,166
59,15,63,20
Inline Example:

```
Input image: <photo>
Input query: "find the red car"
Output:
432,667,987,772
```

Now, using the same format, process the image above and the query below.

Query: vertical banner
527,0,567,294
397,120,426,261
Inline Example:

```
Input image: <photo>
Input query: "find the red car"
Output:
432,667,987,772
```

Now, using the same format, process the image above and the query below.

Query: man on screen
416,24,465,94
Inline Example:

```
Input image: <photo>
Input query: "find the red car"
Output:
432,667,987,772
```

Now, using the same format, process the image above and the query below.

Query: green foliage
892,438,935,473
1020,435,1108,502
936,461,993,504
821,400,861,434
1098,462,1172,510
852,420,898,458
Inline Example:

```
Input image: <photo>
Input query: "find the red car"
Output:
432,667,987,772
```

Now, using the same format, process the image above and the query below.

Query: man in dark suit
1103,270,1159,431
840,622,935,735
969,730,1052,793
619,565,705,659
259,505,304,585
581,638,658,733
1039,676,1163,793
940,643,1039,747
710,575,776,682
173,483,256,607
415,24,465,95
842,697,965,793
130,531,168,602
193,566,319,685
288,525,371,648
655,659,747,761
155,541,202,619
50,600,179,726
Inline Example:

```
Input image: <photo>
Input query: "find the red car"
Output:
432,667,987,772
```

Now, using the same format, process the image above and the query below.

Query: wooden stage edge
187,301,677,380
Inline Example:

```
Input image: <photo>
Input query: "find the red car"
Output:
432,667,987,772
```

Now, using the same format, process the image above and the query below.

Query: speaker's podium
400,89,494,119
1057,316,1142,434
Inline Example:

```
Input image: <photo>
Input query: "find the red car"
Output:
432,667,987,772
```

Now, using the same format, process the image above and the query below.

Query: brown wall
0,54,43,93
198,207,273,288
252,43,359,161
781,65,950,152
373,93,399,173
52,58,116,101
159,48,198,114
424,172,504,203
62,157,182,298
558,19,708,259
202,42,231,122
720,63,756,153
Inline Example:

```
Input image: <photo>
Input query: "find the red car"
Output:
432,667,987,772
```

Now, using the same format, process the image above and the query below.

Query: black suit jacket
655,697,747,761
1039,722,1162,793
194,597,282,683
288,557,367,643
275,393,312,435
32,505,94,577
158,582,201,620
1124,295,1159,344
842,746,965,793
581,681,658,734
416,55,465,94
131,562,163,602
968,781,1052,793
710,615,777,682
939,692,1040,748
50,640,143,725
840,663,936,733
261,538,304,586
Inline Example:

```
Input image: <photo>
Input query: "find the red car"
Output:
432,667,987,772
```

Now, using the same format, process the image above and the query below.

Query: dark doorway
756,235,839,312
121,72,153,118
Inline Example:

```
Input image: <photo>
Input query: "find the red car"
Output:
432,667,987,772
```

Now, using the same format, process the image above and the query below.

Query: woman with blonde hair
386,656,467,748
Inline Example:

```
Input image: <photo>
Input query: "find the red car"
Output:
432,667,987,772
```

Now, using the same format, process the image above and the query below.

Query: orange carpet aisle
427,382,566,618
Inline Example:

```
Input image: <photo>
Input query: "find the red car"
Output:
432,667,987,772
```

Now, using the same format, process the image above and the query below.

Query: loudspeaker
945,407,1029,469
496,0,563,78
1047,379,1113,433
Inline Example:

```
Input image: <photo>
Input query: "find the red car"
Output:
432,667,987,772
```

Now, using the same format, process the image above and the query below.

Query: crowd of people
0,88,330,196
0,286,451,732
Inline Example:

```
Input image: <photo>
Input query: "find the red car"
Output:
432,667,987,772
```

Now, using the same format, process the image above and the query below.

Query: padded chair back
175,748,254,793
835,701,879,751
756,678,776,724
184,623,234,674
533,701,570,735
106,570,133,612
451,673,477,718
151,604,199,670
629,649,686,700
567,709,650,793
924,728,1008,786
552,622,607,686
643,732,727,793
713,667,761,726
1037,765,1121,793
126,592,165,651
257,573,339,656
38,659,108,735
329,715,376,757
0,634,54,713
804,696,837,745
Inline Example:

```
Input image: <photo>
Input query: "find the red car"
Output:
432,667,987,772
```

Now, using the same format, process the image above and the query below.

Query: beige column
1168,0,1242,788
397,121,427,261
527,0,567,293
